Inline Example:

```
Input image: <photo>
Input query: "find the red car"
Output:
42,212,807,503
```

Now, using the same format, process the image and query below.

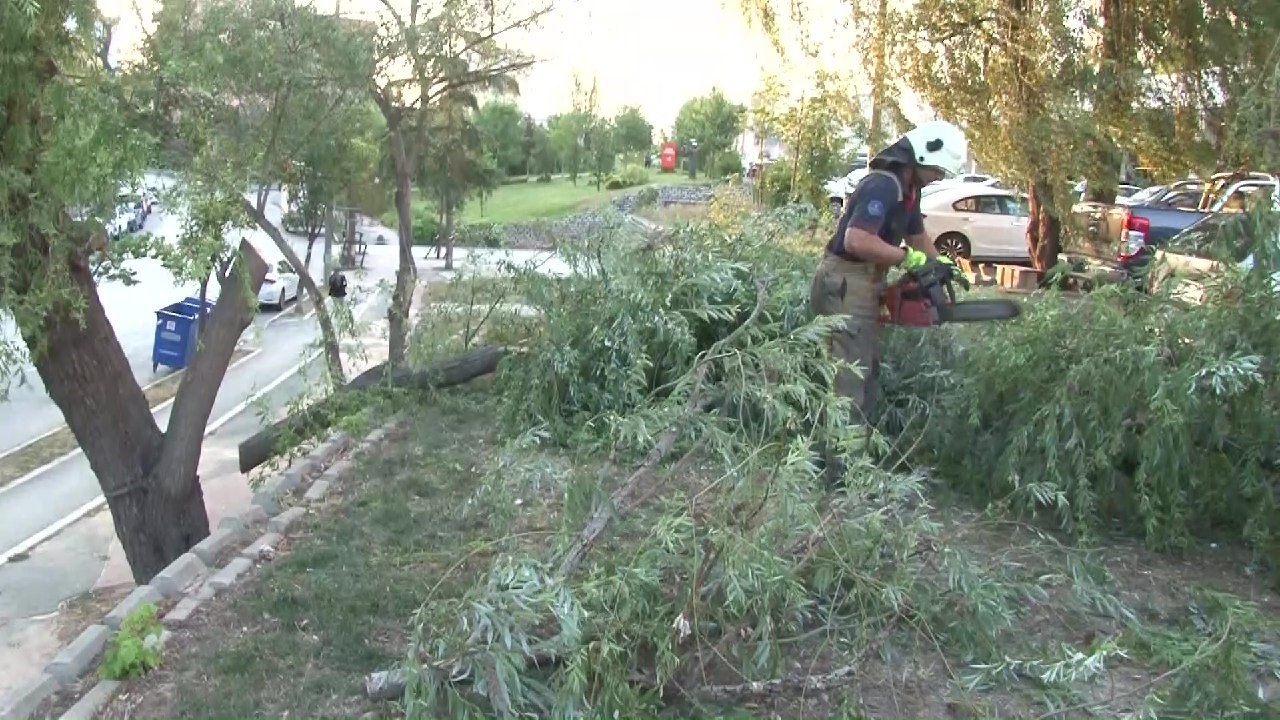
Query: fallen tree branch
557,278,770,580
365,650,561,701
365,279,772,701
689,614,899,702
238,344,509,473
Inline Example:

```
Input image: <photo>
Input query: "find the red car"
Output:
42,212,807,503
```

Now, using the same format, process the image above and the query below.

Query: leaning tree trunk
244,199,345,383
25,242,266,583
443,202,457,271
1025,181,1063,272
385,123,417,369
300,228,321,309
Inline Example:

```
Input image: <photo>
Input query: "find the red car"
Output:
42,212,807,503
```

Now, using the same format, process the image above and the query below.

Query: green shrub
603,164,650,191
455,222,504,248
281,210,307,235
618,164,649,187
880,209,1280,552
100,603,164,680
634,185,660,208
713,149,744,179
410,206,441,246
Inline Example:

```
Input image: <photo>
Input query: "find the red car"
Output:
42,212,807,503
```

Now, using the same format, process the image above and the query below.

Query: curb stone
0,673,58,720
151,553,207,599
57,680,119,720
103,585,162,630
267,507,307,534
33,415,401,720
46,625,111,684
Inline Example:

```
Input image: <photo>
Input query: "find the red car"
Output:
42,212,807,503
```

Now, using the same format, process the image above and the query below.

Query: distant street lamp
688,139,699,179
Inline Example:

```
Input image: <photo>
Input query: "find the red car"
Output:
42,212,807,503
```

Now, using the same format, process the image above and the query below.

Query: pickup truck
1146,195,1280,302
1067,172,1277,277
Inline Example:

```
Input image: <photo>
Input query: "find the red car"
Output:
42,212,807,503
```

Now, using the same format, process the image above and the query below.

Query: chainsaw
879,260,1021,326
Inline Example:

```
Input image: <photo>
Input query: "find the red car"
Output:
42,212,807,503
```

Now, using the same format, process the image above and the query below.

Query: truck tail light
1117,210,1150,260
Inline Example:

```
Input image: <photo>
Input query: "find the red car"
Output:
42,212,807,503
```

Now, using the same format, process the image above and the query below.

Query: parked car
1146,201,1280,302
825,167,871,214
1069,172,1277,266
920,184,1030,261
1108,179,1278,284
258,258,301,309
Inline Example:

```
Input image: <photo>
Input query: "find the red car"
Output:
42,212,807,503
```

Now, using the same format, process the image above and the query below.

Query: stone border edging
0,416,403,720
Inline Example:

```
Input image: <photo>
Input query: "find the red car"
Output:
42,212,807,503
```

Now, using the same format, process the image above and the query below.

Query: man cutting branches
810,119,968,485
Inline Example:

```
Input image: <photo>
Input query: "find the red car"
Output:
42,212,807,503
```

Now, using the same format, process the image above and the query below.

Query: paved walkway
0,286,394,698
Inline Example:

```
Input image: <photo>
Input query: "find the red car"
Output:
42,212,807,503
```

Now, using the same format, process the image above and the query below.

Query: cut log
237,344,508,473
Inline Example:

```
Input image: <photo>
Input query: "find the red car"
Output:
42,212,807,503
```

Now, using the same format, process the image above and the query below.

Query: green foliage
713,149,744,179
475,101,526,177
634,185,660,208
603,164,649,191
455,222,504,248
100,603,164,680
885,208,1280,553
673,88,747,176
749,72,863,209
411,206,441,246
612,105,654,154
0,0,153,378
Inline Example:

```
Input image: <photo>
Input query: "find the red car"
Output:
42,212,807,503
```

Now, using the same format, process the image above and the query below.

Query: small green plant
634,185,660,208
100,603,165,680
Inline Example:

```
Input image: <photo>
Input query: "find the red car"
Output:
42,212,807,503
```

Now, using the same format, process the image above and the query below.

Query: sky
99,0,926,132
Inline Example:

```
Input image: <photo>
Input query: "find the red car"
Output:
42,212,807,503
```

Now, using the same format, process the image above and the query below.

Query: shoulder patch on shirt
866,200,885,217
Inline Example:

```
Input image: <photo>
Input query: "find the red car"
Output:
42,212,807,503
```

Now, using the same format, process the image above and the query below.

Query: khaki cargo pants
809,253,886,483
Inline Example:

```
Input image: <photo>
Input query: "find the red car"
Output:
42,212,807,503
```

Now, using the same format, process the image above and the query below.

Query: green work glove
901,247,929,270
935,255,971,290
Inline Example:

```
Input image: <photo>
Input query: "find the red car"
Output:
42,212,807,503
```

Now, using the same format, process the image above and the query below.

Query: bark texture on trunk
1026,181,1063,272
443,203,456,271
386,123,416,369
243,199,345,383
237,344,508,472
26,242,266,583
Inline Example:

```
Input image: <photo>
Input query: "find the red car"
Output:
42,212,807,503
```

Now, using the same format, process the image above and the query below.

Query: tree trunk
237,345,509,472
443,203,456,271
386,123,416,369
865,0,891,155
301,229,320,309
243,199,345,383
25,242,266,583
1025,181,1062,271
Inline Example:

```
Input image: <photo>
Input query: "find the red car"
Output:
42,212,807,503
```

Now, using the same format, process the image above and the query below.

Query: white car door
998,195,1032,259
938,194,1009,257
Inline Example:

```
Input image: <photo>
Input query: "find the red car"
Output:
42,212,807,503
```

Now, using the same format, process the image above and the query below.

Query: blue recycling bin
152,296,215,372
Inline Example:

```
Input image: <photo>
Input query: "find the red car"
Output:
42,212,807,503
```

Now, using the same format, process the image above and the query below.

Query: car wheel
278,288,287,310
934,232,972,261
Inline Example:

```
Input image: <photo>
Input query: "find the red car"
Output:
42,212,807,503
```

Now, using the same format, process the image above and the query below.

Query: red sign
660,142,678,172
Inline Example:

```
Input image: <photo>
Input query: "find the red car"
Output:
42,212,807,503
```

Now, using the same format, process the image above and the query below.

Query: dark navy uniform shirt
827,171,925,260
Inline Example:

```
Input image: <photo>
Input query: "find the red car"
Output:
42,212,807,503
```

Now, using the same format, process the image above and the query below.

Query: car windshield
1165,214,1262,263
1127,185,1165,204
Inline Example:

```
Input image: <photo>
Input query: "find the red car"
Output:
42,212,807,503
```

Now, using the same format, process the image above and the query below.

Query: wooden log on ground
237,344,508,474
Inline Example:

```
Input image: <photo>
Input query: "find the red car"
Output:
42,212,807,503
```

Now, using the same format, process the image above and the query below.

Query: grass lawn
93,379,1280,719
391,169,708,227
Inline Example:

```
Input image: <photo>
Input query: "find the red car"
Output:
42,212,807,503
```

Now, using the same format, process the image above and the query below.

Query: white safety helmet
900,120,968,178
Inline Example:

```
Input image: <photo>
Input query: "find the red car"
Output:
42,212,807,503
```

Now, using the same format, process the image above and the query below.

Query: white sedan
920,185,1030,261
257,259,301,309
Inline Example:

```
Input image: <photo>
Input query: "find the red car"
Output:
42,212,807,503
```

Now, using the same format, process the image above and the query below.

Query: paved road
0,280,385,558
0,184,332,456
